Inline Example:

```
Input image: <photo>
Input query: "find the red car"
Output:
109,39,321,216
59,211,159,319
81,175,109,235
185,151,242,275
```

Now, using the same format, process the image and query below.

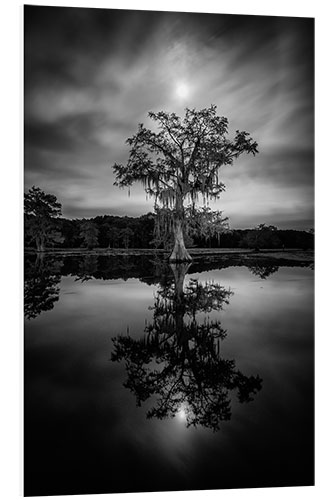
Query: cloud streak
24,6,314,229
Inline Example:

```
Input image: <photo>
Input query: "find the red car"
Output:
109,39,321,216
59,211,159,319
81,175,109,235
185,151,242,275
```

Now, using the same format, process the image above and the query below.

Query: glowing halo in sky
24,8,314,230
174,80,191,101
176,403,188,423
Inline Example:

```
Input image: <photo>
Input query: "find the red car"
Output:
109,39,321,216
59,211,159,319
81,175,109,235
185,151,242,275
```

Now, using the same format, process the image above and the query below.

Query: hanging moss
113,106,258,260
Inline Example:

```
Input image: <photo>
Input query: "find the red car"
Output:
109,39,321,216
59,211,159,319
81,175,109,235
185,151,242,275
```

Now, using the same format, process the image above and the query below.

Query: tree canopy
241,224,281,250
24,186,62,218
24,186,63,252
113,105,258,261
79,221,99,250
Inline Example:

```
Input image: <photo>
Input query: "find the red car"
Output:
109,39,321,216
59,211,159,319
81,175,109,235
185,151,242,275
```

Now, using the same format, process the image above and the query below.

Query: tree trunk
35,251,45,268
169,194,192,262
170,262,191,356
170,262,191,303
36,235,45,252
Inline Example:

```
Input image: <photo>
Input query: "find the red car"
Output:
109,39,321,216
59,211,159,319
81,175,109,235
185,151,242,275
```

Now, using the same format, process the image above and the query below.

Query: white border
1,1,332,500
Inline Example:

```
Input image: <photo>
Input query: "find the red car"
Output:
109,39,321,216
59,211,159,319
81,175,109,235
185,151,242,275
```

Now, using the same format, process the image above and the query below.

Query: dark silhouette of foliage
74,255,99,282
241,224,282,250
111,263,262,431
23,203,314,252
79,221,99,249
113,105,258,262
248,262,279,280
24,255,63,319
24,186,63,252
101,223,119,248
59,218,82,248
277,228,314,250
118,227,134,249
24,186,62,218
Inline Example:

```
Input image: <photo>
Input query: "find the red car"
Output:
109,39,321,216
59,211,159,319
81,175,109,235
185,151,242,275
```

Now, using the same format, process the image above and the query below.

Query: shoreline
24,247,314,263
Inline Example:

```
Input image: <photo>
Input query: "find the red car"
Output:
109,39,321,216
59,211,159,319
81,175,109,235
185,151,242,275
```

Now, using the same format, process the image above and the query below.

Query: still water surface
24,254,314,496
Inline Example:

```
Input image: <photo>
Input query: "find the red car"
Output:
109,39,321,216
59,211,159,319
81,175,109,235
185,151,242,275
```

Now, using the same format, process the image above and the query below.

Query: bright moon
177,405,187,422
175,81,190,100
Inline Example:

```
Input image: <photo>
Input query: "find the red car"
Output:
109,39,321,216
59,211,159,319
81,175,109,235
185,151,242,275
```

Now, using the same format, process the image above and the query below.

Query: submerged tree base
169,245,192,262
169,255,193,263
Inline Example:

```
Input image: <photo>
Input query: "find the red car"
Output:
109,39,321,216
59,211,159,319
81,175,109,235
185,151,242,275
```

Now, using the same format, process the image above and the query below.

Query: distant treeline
24,213,314,250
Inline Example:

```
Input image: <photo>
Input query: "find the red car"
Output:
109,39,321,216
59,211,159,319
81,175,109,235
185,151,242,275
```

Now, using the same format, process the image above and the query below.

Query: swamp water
24,254,314,496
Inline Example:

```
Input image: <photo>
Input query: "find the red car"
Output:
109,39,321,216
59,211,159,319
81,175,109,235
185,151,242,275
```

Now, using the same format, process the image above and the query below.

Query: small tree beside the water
24,186,63,252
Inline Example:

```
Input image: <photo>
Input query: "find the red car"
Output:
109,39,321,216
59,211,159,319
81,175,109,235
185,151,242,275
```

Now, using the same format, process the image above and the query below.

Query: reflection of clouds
24,253,314,492
203,266,314,368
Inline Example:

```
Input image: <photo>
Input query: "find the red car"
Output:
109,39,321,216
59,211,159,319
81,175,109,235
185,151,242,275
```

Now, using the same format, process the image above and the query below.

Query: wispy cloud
24,7,314,229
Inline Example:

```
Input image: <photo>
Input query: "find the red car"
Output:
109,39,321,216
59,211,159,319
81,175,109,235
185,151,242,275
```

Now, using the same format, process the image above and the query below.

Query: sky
24,6,314,230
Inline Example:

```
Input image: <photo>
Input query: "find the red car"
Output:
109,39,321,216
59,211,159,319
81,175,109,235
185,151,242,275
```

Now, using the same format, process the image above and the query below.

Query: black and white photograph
23,3,315,497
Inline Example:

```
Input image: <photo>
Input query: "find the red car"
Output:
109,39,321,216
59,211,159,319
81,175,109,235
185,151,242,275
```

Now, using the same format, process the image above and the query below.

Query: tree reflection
111,263,262,431
24,255,62,320
74,255,99,282
248,262,279,280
